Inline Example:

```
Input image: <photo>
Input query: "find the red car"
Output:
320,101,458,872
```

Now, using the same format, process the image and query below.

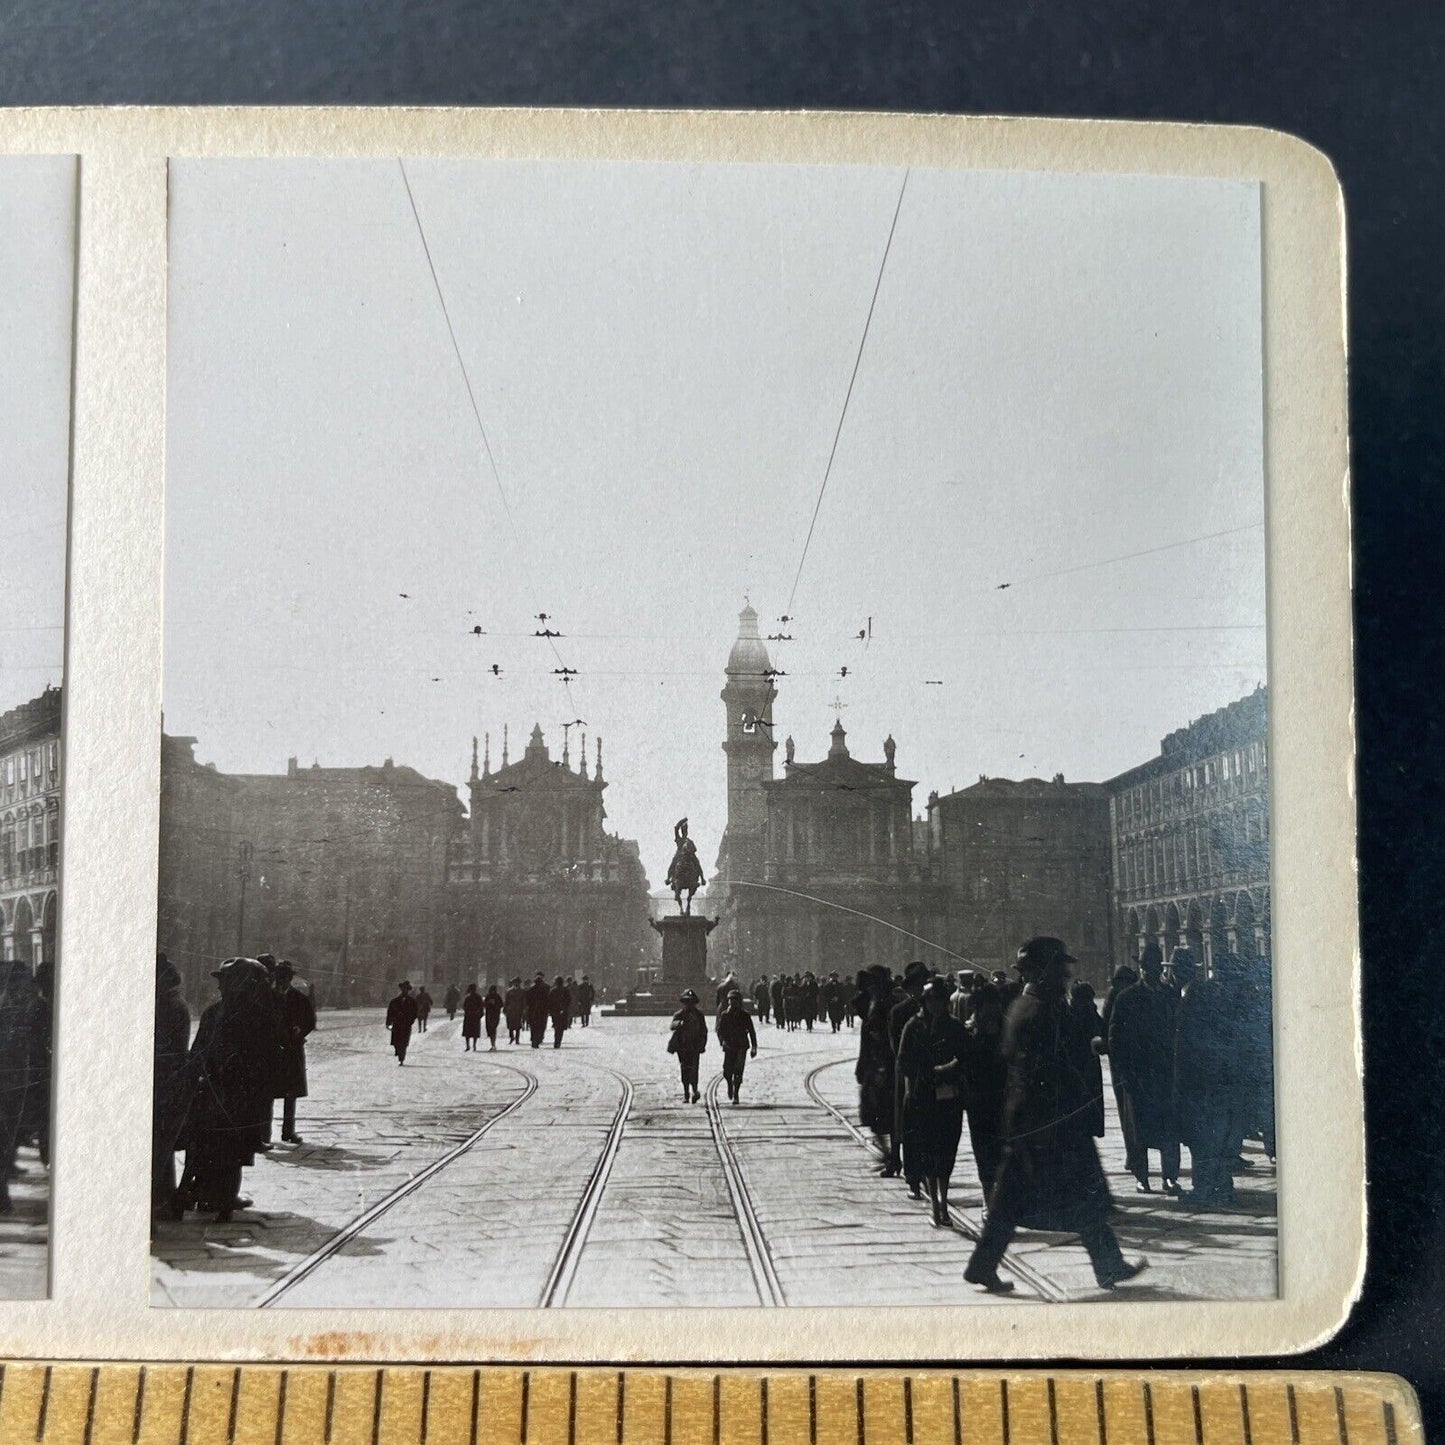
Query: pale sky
0,156,73,714
166,158,1265,887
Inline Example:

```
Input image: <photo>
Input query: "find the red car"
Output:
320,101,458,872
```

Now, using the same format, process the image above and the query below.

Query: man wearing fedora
964,937,1147,1295
384,980,419,1065
889,960,932,1196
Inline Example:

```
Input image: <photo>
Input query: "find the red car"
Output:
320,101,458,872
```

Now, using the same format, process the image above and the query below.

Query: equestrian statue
665,817,706,915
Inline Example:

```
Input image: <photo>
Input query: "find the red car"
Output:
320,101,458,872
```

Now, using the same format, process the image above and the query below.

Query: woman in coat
178,957,276,1221
460,984,484,1051
503,978,526,1045
482,985,503,1050
667,989,708,1103
855,965,898,1171
896,978,971,1227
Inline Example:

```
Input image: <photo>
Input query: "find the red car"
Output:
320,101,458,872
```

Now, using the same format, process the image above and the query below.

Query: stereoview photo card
0,108,1358,1361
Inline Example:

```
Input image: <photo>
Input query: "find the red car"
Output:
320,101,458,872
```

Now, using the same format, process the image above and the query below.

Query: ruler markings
82,1366,100,1445
324,1373,337,1445
1333,1389,1348,1445
1047,1379,1059,1445
1240,1387,1253,1445
1382,1403,1397,1445
132,1368,147,1445
1192,1387,1203,1445
227,1367,241,1445
1286,1388,1298,1445
178,1369,194,1445
520,1373,530,1445
372,1371,384,1445
951,1380,962,1445
1094,1381,1105,1445
712,1377,721,1445
420,1373,431,1445
274,1372,288,1445
36,1364,52,1442
999,1381,1009,1445
760,1379,768,1445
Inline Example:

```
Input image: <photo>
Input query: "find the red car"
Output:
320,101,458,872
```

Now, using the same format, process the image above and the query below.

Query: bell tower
719,602,776,868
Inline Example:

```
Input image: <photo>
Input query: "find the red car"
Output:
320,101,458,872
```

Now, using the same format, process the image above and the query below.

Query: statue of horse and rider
665,818,706,914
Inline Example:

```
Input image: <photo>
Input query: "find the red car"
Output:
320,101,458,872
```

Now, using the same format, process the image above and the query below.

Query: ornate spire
502,723,509,767
562,727,570,768
470,736,479,783
829,719,849,759
526,722,547,760
483,731,491,777
594,736,604,782
884,734,896,775
580,731,589,778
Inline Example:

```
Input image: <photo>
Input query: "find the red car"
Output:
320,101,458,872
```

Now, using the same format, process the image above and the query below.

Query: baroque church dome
726,602,772,678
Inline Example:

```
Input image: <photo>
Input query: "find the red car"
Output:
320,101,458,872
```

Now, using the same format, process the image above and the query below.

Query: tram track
703,1073,786,1306
256,1059,540,1308
537,1063,634,1308
801,1057,1066,1304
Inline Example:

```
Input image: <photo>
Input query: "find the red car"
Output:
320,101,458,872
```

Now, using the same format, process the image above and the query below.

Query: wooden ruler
0,1368,1420,1445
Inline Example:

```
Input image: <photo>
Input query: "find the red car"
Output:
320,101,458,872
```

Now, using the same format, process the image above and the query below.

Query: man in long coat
769,975,786,1028
385,981,419,1064
181,958,276,1220
1171,949,1238,1206
576,975,596,1027
964,937,1146,1294
889,960,931,1194
525,973,551,1049
548,976,571,1049
503,977,526,1044
1106,944,1182,1193
153,953,193,1216
273,960,316,1143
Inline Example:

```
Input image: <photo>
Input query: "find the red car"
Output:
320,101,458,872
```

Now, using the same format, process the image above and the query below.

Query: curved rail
801,1057,1066,1304
704,1073,785,1306
257,1060,540,1307
538,1064,635,1308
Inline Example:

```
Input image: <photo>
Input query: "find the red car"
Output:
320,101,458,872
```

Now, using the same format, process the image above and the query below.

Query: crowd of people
386,973,598,1059
746,972,856,1031
152,950,315,1223
748,936,1276,1293
0,958,52,1216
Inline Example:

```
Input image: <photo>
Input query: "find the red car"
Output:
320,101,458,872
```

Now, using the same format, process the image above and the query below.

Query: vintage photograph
0,154,72,1296
152,155,1274,1310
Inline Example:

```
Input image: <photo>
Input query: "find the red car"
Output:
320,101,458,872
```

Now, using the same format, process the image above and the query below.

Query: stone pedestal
649,914,719,997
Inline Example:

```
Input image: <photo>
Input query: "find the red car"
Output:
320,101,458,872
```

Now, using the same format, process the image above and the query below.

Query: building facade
0,687,61,970
443,724,653,995
926,775,1113,990
1105,686,1270,970
710,606,942,979
159,736,464,1008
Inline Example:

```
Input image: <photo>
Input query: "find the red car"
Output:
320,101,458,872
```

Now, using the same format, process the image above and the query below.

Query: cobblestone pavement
151,1010,1276,1308
0,1144,48,1300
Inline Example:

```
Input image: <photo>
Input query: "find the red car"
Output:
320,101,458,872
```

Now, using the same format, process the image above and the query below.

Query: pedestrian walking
1098,963,1139,1175
856,965,899,1171
714,971,740,1011
961,980,1007,1197
752,974,771,1023
964,937,1145,1295
1107,945,1182,1193
769,975,786,1028
525,973,550,1049
889,960,931,1197
504,977,526,1045
577,975,595,1027
461,984,483,1051
1068,980,1107,1139
482,984,502,1049
716,988,758,1103
1170,948,1237,1206
444,984,461,1021
385,980,419,1064
416,985,433,1033
548,976,571,1049
178,958,275,1221
273,960,316,1144
153,953,193,1218
667,989,708,1103
25,960,53,1167
824,973,847,1032
896,977,970,1227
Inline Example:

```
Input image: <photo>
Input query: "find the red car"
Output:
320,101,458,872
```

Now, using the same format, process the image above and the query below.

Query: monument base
613,913,719,1014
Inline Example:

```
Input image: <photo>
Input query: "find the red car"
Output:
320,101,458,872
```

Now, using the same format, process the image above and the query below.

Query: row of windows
1118,807,1269,894
0,841,59,879
1120,740,1267,824
2,742,60,791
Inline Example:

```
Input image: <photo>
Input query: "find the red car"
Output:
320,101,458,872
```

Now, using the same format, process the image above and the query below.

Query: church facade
442,724,654,996
710,605,944,980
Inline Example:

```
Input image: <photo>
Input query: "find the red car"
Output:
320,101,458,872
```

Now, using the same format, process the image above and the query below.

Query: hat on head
867,963,893,984
1168,946,1198,974
680,988,698,1003
922,977,952,1004
1139,940,1164,970
398,979,412,992
275,959,295,977
903,960,930,985
1015,936,1076,974
257,953,276,968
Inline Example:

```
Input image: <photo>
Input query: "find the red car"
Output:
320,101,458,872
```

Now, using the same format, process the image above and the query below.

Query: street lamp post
236,840,253,953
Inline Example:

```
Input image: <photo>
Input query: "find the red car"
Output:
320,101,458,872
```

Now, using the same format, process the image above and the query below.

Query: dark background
3,0,1441,1430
